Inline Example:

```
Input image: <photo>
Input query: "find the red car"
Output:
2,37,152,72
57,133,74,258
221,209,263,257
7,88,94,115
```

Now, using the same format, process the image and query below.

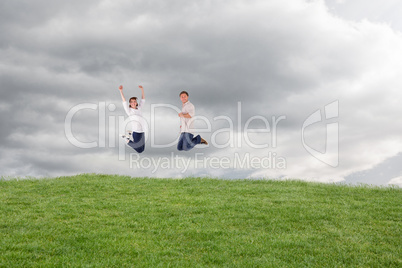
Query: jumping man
177,91,208,151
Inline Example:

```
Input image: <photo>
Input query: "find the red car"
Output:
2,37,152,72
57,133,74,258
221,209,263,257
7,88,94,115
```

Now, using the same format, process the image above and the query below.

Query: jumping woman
118,85,146,153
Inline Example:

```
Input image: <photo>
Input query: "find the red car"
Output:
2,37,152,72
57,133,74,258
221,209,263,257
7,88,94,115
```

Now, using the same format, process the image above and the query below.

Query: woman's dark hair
179,91,189,97
129,97,138,108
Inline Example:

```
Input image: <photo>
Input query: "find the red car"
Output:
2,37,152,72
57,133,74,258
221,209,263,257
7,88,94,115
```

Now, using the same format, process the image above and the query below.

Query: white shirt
122,99,146,133
180,101,195,133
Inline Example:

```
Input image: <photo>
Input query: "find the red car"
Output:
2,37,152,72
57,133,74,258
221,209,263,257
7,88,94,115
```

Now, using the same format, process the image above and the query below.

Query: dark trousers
128,132,145,153
177,132,201,151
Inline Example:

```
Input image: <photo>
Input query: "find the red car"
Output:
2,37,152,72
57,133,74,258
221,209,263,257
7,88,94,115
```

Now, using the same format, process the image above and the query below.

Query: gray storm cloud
1,0,401,185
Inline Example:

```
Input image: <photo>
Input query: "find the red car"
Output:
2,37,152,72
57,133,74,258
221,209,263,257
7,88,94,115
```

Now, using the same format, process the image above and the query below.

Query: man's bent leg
177,133,185,151
182,133,201,151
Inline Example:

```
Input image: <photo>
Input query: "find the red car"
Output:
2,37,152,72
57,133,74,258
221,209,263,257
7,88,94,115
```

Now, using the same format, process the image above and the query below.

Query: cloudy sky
1,0,401,186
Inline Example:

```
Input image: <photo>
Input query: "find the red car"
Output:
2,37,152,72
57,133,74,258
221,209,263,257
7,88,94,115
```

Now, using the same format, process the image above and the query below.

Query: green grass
0,174,401,267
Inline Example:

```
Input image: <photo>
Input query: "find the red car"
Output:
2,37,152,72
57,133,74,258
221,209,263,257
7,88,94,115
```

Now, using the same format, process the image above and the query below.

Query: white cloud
388,176,402,187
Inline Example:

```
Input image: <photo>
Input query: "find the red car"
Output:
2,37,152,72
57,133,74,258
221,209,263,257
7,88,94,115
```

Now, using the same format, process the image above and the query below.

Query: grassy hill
0,174,400,267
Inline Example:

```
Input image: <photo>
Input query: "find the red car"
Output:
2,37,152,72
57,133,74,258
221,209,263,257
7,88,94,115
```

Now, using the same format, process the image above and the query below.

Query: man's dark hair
179,91,189,97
